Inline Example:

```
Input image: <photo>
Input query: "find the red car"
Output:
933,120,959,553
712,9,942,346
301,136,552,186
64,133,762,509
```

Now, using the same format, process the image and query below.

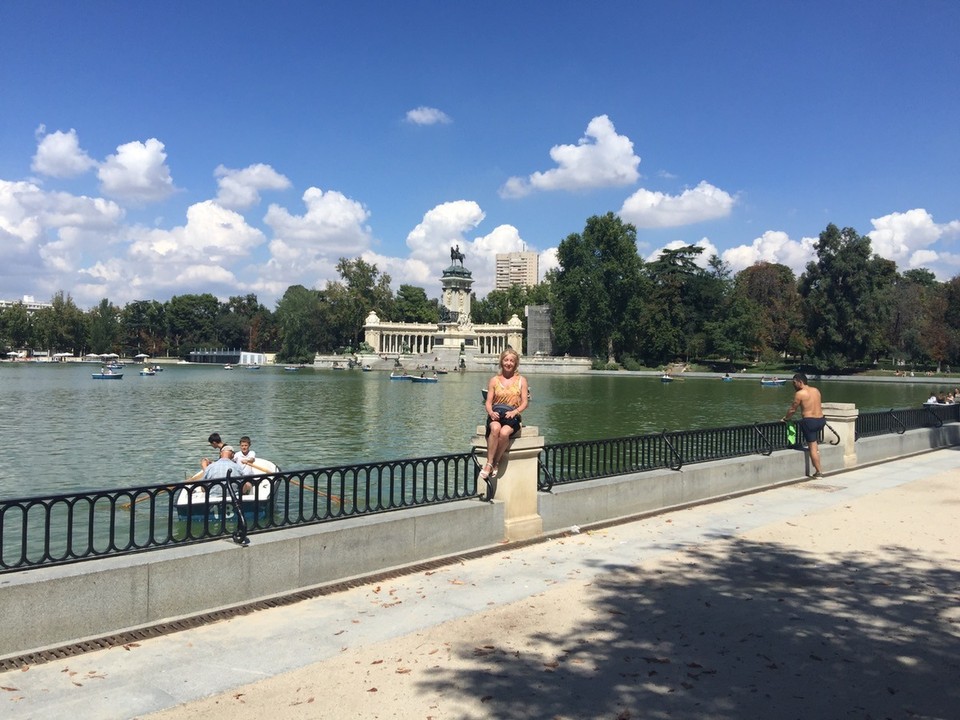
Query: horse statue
450,244,465,266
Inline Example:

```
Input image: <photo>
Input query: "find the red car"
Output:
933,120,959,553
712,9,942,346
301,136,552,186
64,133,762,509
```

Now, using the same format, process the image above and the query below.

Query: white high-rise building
495,252,538,291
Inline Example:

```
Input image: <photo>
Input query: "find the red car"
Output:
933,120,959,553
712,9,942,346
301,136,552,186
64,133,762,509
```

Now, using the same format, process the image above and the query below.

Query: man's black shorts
799,416,826,442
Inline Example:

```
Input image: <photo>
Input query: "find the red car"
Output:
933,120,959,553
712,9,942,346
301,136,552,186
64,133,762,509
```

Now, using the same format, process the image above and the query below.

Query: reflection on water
0,363,937,498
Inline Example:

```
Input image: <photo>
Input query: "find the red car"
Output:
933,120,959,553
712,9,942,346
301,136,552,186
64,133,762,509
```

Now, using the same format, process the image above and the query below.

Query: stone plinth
823,402,859,468
472,426,545,541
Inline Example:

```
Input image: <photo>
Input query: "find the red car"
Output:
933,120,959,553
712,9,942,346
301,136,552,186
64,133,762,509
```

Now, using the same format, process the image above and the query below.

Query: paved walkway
3,450,959,720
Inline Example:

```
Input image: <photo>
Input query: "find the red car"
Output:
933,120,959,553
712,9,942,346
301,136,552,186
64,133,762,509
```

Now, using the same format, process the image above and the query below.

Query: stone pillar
823,402,858,469
472,426,544,541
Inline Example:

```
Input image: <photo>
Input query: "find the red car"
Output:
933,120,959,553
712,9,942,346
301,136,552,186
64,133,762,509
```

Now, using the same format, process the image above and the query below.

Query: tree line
548,213,960,372
3,215,959,371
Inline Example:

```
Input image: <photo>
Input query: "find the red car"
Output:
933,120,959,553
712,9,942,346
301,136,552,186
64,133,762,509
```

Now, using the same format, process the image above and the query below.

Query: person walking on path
782,372,825,477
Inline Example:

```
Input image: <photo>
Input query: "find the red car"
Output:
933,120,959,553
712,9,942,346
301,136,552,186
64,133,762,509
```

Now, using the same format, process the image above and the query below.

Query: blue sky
1,1,958,309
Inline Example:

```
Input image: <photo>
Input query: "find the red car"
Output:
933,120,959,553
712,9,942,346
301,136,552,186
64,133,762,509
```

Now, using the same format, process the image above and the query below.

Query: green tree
394,285,439,323
166,294,220,355
552,213,644,363
330,257,394,348
731,262,805,359
639,245,706,364
275,285,323,362
799,224,894,369
471,285,532,325
1,302,32,350
87,299,121,354
121,300,168,357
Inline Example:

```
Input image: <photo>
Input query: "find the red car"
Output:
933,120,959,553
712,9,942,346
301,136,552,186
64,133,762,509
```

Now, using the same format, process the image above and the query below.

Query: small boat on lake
389,371,412,380
92,369,123,380
410,375,438,383
660,374,674,383
224,364,234,370
244,364,261,370
139,368,156,376
760,377,787,386
175,459,280,522
284,365,300,371
721,375,733,382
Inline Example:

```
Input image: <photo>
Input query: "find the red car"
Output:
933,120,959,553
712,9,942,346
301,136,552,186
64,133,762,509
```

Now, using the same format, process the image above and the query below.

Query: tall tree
640,245,706,364
552,213,644,363
331,257,394,348
394,284,439,323
799,224,894,369
121,300,167,357
1,302,32,350
731,262,805,359
275,285,323,362
87,298,121,354
166,294,220,354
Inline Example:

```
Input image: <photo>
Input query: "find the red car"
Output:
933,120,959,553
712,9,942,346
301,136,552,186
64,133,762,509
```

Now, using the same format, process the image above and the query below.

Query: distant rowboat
760,377,787,387
92,370,123,380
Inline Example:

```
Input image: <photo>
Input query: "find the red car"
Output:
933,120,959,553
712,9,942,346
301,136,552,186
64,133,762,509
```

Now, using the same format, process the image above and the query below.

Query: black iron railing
539,421,790,487
4,404,958,574
855,403,959,439
1,452,477,573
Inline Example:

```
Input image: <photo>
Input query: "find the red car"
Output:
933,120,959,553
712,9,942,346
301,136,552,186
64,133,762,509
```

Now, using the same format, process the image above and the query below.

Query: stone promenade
3,449,958,720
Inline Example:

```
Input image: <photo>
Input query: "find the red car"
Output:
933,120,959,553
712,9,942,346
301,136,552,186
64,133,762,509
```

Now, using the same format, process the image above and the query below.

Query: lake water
0,363,942,498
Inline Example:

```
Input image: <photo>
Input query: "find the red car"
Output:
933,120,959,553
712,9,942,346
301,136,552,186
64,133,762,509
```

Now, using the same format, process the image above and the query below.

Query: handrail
752,422,775,456
224,472,248,547
923,405,944,428
537,457,555,492
661,430,683,471
824,422,842,446
886,408,907,435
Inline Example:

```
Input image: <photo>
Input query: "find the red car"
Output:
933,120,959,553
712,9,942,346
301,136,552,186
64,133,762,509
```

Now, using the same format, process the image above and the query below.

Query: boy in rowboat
781,373,825,479
235,436,257,469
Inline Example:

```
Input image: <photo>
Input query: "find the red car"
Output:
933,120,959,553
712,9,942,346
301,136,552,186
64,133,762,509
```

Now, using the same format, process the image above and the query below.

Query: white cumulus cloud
214,163,291,210
32,127,97,178
867,208,960,271
620,181,735,228
500,115,640,198
405,106,452,125
98,138,177,203
262,187,373,289
406,200,485,263
721,230,819,276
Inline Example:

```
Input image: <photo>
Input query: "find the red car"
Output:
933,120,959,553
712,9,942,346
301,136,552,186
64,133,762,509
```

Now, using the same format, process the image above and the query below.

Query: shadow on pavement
419,537,960,719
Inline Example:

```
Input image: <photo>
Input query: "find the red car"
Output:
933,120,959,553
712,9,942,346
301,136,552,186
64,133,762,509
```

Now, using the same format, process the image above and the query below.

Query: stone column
472,426,545,541
823,402,858,469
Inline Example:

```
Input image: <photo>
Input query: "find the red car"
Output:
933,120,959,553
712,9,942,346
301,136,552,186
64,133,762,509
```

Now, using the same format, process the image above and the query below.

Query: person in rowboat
200,432,224,470
234,435,257,469
202,445,252,494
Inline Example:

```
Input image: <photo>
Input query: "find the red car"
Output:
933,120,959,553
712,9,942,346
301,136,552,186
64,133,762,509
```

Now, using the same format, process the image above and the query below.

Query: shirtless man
781,372,825,478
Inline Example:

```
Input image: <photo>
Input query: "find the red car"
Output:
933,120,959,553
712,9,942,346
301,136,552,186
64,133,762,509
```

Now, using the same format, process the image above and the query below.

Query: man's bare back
792,383,822,418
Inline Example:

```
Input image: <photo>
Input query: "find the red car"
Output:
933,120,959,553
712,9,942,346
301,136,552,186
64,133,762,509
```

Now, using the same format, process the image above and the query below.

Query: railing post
472,425,545,541
823,402,858,469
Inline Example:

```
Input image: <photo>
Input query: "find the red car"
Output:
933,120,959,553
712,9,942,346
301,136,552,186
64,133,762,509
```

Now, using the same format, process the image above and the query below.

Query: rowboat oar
288,477,342,504
118,468,203,510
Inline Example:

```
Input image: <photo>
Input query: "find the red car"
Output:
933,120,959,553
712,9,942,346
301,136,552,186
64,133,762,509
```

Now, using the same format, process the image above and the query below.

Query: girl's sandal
478,462,493,481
